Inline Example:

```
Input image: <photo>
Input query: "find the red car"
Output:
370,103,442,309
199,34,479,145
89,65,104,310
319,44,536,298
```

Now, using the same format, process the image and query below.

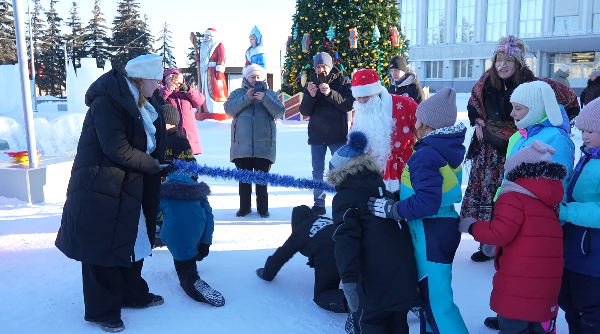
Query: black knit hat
160,104,180,126
389,55,407,72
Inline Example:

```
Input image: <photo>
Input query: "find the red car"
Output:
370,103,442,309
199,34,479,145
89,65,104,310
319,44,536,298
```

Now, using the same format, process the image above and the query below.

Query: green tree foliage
282,0,410,95
84,0,111,68
37,0,65,96
111,0,152,72
66,1,86,69
0,0,17,65
156,21,175,69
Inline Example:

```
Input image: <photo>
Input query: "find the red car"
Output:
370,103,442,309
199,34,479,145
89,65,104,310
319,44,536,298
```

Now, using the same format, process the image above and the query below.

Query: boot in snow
88,319,125,333
484,316,500,330
471,250,494,262
122,294,164,309
345,313,355,334
194,278,225,307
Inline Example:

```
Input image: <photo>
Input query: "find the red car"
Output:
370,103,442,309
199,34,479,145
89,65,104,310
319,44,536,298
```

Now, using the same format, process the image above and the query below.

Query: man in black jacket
255,205,347,315
300,52,354,215
387,55,425,104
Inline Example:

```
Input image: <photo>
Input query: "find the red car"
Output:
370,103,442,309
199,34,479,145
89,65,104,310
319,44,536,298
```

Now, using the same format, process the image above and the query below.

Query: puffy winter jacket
300,67,354,146
328,154,420,313
159,173,214,261
224,79,286,164
581,77,600,108
560,146,600,277
387,72,425,104
471,161,566,322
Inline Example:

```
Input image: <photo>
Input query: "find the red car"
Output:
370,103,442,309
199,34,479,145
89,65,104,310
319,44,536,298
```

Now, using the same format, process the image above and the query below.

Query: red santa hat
352,69,393,118
204,28,217,37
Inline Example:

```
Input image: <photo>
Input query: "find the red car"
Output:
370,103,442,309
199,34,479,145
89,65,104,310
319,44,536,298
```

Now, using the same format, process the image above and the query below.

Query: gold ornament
357,63,363,67
342,11,346,15
319,14,322,17
382,23,386,27
316,40,320,44
371,25,374,29
360,14,365,17
336,40,341,44
298,55,302,59
369,0,372,2
318,29,322,32
307,3,312,7
363,52,369,56
342,52,347,56
325,12,328,16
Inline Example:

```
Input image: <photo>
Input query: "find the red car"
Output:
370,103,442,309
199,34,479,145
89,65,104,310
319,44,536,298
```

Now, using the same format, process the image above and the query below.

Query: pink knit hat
576,97,600,133
504,140,556,175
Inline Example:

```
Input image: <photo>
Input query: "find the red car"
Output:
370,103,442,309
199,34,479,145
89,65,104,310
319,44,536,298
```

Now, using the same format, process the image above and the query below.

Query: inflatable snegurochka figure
246,26,266,69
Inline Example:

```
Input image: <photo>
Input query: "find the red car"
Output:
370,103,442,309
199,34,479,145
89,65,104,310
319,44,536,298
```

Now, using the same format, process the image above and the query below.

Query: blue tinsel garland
173,160,336,193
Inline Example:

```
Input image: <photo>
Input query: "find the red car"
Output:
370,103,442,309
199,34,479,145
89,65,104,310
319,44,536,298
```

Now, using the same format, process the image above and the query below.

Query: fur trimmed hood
504,161,566,207
327,154,381,187
161,175,211,200
506,161,567,183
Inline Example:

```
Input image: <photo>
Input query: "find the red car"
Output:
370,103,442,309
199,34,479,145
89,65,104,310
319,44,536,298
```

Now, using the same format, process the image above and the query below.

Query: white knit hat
125,54,163,80
558,63,570,73
510,81,562,129
243,64,267,80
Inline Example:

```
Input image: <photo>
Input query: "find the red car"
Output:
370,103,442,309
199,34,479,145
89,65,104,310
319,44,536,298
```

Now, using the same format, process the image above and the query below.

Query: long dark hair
489,53,535,90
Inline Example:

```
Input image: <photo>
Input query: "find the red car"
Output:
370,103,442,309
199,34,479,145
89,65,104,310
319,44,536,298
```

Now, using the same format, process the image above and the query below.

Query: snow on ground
0,110,584,333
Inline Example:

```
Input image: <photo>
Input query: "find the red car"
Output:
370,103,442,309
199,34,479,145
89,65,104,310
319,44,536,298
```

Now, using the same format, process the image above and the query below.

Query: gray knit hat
313,52,333,69
415,87,457,129
576,97,600,133
503,140,556,175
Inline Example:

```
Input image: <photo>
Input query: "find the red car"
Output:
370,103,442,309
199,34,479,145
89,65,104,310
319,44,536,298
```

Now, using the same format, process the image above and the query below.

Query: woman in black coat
55,54,168,333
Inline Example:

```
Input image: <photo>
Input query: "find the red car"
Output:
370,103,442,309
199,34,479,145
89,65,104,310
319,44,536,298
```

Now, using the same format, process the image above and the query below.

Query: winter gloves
179,83,189,94
159,160,176,178
342,283,360,313
458,217,477,234
367,197,403,221
195,243,210,261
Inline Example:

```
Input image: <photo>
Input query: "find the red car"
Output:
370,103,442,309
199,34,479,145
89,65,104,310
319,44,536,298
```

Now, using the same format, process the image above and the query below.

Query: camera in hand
254,81,264,93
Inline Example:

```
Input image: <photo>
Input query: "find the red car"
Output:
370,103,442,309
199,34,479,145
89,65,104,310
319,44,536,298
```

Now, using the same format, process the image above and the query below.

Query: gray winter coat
553,69,570,87
224,79,286,163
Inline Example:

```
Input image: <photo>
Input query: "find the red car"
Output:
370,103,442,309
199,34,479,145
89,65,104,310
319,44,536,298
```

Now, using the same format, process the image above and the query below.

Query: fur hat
313,52,334,70
415,87,457,129
558,63,570,73
389,55,407,72
161,104,180,126
351,69,384,98
576,97,600,133
510,81,562,129
125,54,163,80
243,64,267,81
330,131,369,169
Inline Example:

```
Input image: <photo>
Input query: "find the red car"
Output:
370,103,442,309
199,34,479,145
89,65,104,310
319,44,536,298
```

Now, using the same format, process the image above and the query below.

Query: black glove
179,83,189,93
256,268,271,281
195,243,210,261
383,189,400,201
159,160,176,178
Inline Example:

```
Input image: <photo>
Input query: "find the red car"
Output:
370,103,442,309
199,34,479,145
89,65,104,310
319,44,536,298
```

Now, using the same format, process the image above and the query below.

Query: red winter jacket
471,162,566,322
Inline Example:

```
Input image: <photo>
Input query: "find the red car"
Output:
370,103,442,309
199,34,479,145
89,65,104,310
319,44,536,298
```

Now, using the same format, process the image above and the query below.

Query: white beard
351,96,393,171
200,38,218,71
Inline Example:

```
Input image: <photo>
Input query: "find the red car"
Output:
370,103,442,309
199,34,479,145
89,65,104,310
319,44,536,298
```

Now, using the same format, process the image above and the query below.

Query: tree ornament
327,24,336,41
342,52,347,56
319,14,323,17
286,35,292,52
301,33,311,53
307,3,312,7
372,25,381,41
316,40,320,45
301,71,308,87
348,28,359,49
342,11,346,14
293,24,298,39
389,27,400,47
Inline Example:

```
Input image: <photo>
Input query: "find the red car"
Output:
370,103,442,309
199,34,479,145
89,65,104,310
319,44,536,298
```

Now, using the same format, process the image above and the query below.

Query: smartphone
317,72,327,84
254,81,263,93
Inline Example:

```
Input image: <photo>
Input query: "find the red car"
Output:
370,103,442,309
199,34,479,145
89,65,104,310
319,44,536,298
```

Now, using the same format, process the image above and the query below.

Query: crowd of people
51,31,600,334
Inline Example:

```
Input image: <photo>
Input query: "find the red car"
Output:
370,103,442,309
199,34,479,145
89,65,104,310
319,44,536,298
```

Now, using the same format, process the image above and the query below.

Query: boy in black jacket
328,131,420,334
160,104,196,163
256,205,346,314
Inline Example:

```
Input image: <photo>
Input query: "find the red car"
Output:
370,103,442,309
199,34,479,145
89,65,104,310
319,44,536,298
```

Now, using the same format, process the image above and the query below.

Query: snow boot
484,316,500,330
236,208,252,217
90,319,125,333
122,294,164,309
194,278,225,307
471,250,494,262
259,211,270,218
345,313,355,334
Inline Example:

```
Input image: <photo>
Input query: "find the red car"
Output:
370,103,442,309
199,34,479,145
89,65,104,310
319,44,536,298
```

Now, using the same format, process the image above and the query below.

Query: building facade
402,0,600,93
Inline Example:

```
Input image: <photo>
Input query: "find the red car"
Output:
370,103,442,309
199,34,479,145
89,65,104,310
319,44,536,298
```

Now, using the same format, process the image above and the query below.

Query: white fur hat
558,63,570,73
510,81,562,129
125,54,163,80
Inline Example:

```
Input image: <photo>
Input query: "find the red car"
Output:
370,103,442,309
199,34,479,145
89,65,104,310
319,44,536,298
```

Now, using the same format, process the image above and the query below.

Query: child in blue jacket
368,88,468,334
557,97,600,334
160,173,225,307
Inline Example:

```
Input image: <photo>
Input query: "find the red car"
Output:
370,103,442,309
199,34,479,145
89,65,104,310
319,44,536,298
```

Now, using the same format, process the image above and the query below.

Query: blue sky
47,0,296,69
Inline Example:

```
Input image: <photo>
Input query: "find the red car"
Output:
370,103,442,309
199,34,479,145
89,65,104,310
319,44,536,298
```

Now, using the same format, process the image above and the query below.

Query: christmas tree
26,0,45,90
38,0,65,96
84,0,111,68
156,21,175,70
0,0,17,65
66,1,87,70
282,0,409,95
111,0,152,72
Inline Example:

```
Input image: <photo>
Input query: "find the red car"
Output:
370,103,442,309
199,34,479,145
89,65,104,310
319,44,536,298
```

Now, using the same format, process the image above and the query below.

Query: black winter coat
581,77,600,108
328,155,420,312
262,213,337,281
55,70,167,267
300,67,354,146
166,128,195,162
387,72,425,104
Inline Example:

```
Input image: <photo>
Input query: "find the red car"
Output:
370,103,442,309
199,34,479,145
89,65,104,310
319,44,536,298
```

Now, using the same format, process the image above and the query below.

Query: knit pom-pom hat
510,81,562,129
330,131,369,169
576,97,600,133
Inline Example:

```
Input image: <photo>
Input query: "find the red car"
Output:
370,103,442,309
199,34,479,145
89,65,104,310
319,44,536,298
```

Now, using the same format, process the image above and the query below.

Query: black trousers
497,316,545,334
313,255,347,313
173,258,202,302
81,260,154,322
234,157,272,214
559,268,600,334
359,309,410,334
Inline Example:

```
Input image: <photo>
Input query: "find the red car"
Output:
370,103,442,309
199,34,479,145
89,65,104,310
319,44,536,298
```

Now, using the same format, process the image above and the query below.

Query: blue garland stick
174,160,336,193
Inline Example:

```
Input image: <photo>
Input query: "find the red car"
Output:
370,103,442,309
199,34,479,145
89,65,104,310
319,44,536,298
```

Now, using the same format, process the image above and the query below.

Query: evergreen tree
84,0,111,68
156,21,176,69
38,0,65,96
0,0,17,65
282,0,409,95
142,14,155,54
111,0,151,72
26,0,45,88
66,1,86,69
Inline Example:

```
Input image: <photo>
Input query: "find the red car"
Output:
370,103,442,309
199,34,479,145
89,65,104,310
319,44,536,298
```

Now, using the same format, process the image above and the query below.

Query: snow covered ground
0,109,584,333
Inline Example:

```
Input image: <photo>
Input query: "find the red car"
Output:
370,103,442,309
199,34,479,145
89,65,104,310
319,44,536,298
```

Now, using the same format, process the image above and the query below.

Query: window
554,16,579,36
548,53,571,78
456,0,476,43
525,56,537,74
593,14,600,34
401,0,418,45
427,0,445,45
519,0,543,38
425,61,444,79
454,60,473,78
486,0,508,42
485,59,492,71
